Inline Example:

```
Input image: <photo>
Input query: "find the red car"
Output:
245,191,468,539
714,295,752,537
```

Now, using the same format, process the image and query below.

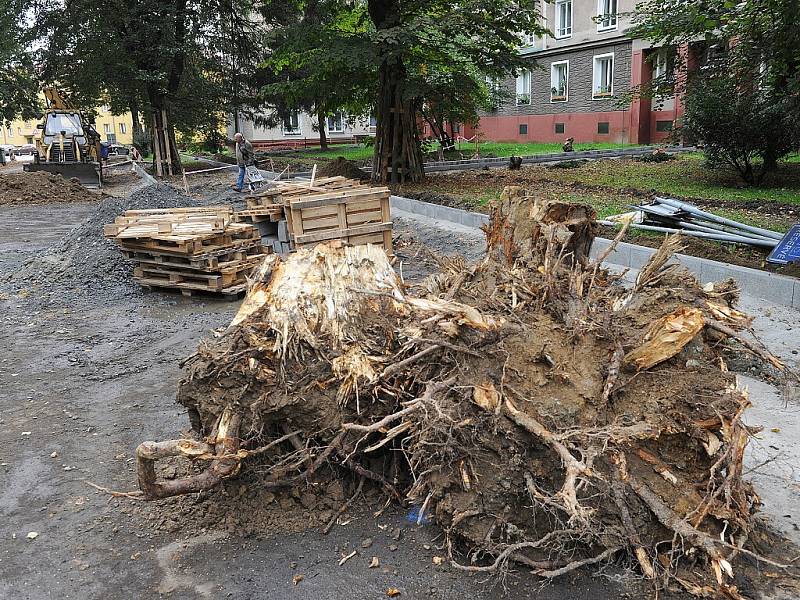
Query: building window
520,32,537,47
555,122,565,134
656,120,673,132
119,123,127,134
326,112,344,133
452,123,461,134
516,70,531,105
368,114,377,129
519,124,528,135
550,61,569,102
653,50,668,79
597,122,610,134
283,112,301,135
555,0,572,38
592,53,614,98
103,123,111,134
596,0,617,31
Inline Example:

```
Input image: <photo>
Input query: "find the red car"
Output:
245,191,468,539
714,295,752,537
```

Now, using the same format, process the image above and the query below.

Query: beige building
2,102,135,147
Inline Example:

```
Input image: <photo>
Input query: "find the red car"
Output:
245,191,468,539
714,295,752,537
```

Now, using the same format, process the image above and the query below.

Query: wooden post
161,109,174,177
152,115,163,178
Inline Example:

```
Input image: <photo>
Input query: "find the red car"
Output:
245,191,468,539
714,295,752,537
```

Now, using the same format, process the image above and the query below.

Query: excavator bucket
24,162,103,189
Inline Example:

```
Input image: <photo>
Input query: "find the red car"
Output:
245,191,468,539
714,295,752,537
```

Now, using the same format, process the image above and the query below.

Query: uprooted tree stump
136,187,791,597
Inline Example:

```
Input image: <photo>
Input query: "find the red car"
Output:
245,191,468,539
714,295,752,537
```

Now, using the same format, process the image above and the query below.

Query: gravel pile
6,183,210,305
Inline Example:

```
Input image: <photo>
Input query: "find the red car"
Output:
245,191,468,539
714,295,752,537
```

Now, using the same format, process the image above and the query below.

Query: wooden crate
283,182,393,253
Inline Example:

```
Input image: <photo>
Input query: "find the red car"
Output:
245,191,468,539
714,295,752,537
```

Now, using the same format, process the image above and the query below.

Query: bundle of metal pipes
599,197,783,248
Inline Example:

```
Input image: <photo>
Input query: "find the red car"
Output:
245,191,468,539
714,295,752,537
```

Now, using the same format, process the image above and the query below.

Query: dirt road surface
1,179,797,600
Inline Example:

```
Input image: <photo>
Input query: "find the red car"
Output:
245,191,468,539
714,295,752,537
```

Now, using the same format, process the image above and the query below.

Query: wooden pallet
140,280,248,298
104,206,232,237
133,263,251,291
107,207,267,297
122,246,269,272
114,222,260,255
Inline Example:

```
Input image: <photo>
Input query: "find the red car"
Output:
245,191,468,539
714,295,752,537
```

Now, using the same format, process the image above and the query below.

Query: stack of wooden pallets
242,176,393,254
104,206,269,297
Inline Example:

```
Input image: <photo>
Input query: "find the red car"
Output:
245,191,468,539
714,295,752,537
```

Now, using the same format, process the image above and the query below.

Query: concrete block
434,205,461,223
278,219,290,242
793,281,800,309
271,239,282,253
672,254,704,279
627,243,656,269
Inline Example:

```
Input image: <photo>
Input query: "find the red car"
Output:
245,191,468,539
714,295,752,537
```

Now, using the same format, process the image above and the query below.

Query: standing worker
232,132,255,192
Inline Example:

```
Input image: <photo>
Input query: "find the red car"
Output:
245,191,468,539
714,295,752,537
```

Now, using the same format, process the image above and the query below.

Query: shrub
683,72,799,186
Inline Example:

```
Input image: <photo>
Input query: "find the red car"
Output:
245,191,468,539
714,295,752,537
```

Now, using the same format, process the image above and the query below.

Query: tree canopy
630,0,800,184
0,0,40,122
261,0,546,182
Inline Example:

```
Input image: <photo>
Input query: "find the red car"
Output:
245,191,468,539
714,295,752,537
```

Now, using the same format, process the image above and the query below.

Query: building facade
230,110,374,148
469,0,679,144
1,103,134,148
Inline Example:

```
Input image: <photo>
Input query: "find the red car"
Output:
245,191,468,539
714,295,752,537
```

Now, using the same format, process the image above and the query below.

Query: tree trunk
130,100,142,134
368,0,424,184
318,110,328,150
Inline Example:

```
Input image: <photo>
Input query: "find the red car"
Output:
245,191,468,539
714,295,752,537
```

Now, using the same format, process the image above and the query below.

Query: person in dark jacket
232,132,255,192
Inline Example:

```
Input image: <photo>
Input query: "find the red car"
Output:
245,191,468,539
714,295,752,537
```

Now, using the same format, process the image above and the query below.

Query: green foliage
631,0,800,184
683,70,798,185
0,0,40,121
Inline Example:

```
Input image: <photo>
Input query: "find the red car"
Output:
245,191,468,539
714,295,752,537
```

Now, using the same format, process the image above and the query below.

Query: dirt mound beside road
0,171,102,205
317,156,370,180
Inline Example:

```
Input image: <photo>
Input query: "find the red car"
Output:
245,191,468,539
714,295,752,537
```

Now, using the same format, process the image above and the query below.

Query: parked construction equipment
23,88,103,188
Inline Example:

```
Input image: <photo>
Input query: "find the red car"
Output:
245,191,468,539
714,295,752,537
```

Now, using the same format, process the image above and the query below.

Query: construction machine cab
24,88,103,187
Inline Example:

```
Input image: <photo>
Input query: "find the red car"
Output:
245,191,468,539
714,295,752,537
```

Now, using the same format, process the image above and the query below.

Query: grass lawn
279,140,640,162
396,154,800,232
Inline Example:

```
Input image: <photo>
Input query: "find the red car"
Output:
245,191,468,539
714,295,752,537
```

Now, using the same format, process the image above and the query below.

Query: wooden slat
348,232,386,246
294,222,392,245
288,189,389,210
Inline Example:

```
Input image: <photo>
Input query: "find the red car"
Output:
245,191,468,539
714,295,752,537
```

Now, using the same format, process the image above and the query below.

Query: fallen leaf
292,574,304,585
771,428,781,433
369,556,380,568
432,556,444,565
26,531,39,540
386,588,401,597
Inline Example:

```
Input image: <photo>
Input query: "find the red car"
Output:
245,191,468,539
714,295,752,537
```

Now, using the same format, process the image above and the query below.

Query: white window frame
653,50,668,79
282,111,301,136
119,122,127,134
520,32,537,47
103,123,111,134
554,0,572,39
592,53,615,99
368,113,377,130
550,60,569,103
596,0,617,31
516,70,532,105
326,112,344,133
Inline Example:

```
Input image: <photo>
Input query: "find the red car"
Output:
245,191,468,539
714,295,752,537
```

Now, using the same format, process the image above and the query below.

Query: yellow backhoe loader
24,88,103,187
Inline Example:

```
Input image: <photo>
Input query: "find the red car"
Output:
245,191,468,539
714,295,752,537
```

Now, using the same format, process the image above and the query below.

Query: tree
683,69,798,185
259,0,375,150
263,0,544,183
29,0,275,173
365,0,544,183
0,0,40,122
630,0,800,183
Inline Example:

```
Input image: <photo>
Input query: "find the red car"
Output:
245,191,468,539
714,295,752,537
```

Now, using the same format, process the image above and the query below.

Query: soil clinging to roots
136,185,795,598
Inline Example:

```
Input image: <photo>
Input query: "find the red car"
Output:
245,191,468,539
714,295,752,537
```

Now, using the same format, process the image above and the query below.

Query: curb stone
390,195,798,309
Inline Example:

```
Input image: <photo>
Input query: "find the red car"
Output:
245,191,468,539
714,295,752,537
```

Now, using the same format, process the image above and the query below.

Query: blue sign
767,224,800,265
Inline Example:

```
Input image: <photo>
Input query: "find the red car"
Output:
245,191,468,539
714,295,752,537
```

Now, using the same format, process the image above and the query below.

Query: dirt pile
0,171,101,205
5,183,207,303
136,186,792,597
317,157,369,180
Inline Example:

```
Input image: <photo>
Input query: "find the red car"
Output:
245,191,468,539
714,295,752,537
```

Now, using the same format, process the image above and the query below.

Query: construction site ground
1,170,799,599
